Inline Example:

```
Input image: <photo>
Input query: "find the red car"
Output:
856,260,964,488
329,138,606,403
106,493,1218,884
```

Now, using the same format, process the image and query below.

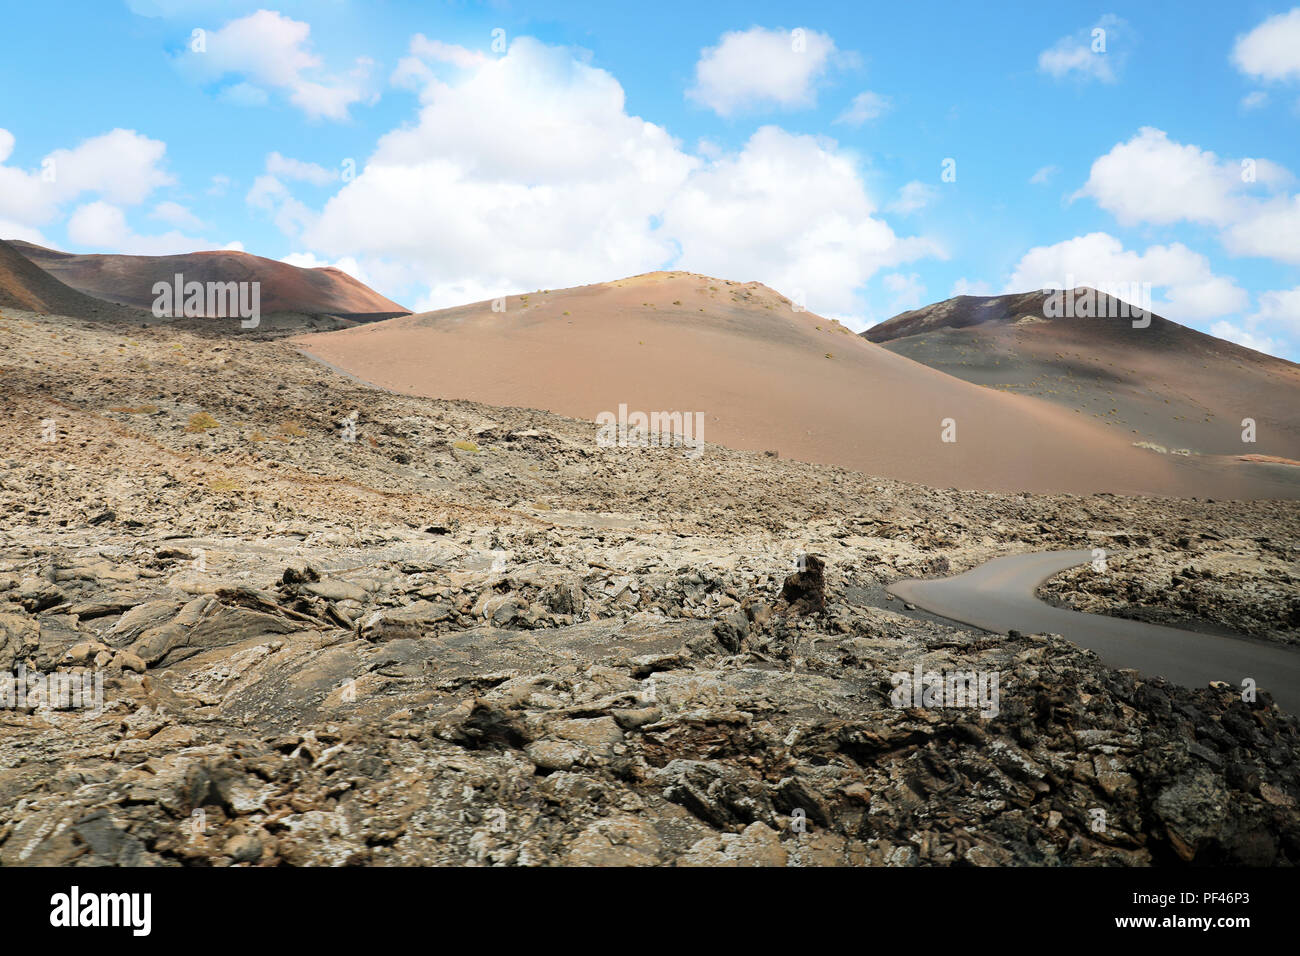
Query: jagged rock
780,555,826,615
16,578,64,613
0,608,40,670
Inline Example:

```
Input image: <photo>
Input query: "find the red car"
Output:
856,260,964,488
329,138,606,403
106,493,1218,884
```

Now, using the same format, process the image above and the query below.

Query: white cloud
1075,127,1256,227
887,180,937,215
951,278,993,297
834,91,890,125
0,128,172,232
1077,127,1300,266
881,272,926,313
246,174,288,210
282,251,370,285
1224,194,1300,263
296,38,940,321
302,37,698,309
688,27,840,116
219,82,269,108
0,129,14,164
1241,90,1269,110
661,127,943,317
1210,320,1284,356
1004,232,1247,321
149,200,203,230
1038,15,1131,83
1232,8,1300,84
66,200,214,255
410,35,486,70
389,35,488,101
267,152,336,186
178,10,373,120
1247,286,1300,336
1029,164,1059,185
0,219,48,245
246,155,324,236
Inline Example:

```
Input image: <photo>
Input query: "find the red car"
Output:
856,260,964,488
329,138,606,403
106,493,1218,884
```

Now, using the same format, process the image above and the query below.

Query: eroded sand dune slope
294,272,1297,498
867,290,1300,463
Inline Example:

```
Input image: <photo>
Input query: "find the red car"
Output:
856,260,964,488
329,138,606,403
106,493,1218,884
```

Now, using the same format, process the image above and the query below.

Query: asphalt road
887,549,1300,714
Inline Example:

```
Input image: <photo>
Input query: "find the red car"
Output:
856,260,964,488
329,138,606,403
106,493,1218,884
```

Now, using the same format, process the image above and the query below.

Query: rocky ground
1040,545,1300,645
0,306,1297,866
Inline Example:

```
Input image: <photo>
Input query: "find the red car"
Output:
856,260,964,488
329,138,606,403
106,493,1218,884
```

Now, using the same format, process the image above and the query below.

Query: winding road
887,550,1300,714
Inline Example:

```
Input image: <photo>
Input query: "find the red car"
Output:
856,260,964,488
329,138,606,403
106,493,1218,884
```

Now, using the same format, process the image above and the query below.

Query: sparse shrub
185,412,220,432
452,439,480,453
279,421,307,438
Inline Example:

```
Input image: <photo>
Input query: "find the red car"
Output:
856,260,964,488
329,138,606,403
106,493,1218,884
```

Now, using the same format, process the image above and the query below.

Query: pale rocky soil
0,307,1297,866
1041,546,1300,645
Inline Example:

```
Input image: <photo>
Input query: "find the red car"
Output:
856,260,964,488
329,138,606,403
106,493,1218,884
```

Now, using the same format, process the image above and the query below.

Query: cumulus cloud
1037,15,1131,83
245,153,327,236
951,278,993,297
834,91,890,125
1004,232,1247,321
267,152,336,186
1247,286,1300,336
410,34,487,70
1074,127,1261,227
1076,127,1300,265
1210,320,1284,356
1223,194,1300,263
688,27,842,116
177,10,373,120
881,272,926,314
0,128,173,234
663,127,942,317
1232,8,1300,84
149,200,203,230
302,37,695,308
281,251,370,284
887,181,938,215
66,200,215,255
0,220,49,245
293,37,939,320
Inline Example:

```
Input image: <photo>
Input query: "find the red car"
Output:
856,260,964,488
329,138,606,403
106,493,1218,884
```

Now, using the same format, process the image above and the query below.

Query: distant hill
0,239,144,320
9,240,409,318
293,272,1297,498
865,289,1300,462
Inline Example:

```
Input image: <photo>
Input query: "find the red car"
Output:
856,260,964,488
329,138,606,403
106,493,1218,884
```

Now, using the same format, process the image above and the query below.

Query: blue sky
2,1,1299,357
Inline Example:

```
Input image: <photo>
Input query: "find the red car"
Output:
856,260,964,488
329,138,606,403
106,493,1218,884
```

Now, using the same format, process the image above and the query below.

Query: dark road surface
887,549,1300,714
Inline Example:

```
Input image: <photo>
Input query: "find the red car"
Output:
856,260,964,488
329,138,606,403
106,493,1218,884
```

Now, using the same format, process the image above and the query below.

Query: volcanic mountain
291,272,1298,498
9,240,408,319
0,238,144,320
864,290,1300,465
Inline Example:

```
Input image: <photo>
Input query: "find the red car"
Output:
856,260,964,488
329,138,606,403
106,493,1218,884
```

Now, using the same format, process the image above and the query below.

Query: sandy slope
291,271,1296,498
10,240,409,317
867,290,1300,462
